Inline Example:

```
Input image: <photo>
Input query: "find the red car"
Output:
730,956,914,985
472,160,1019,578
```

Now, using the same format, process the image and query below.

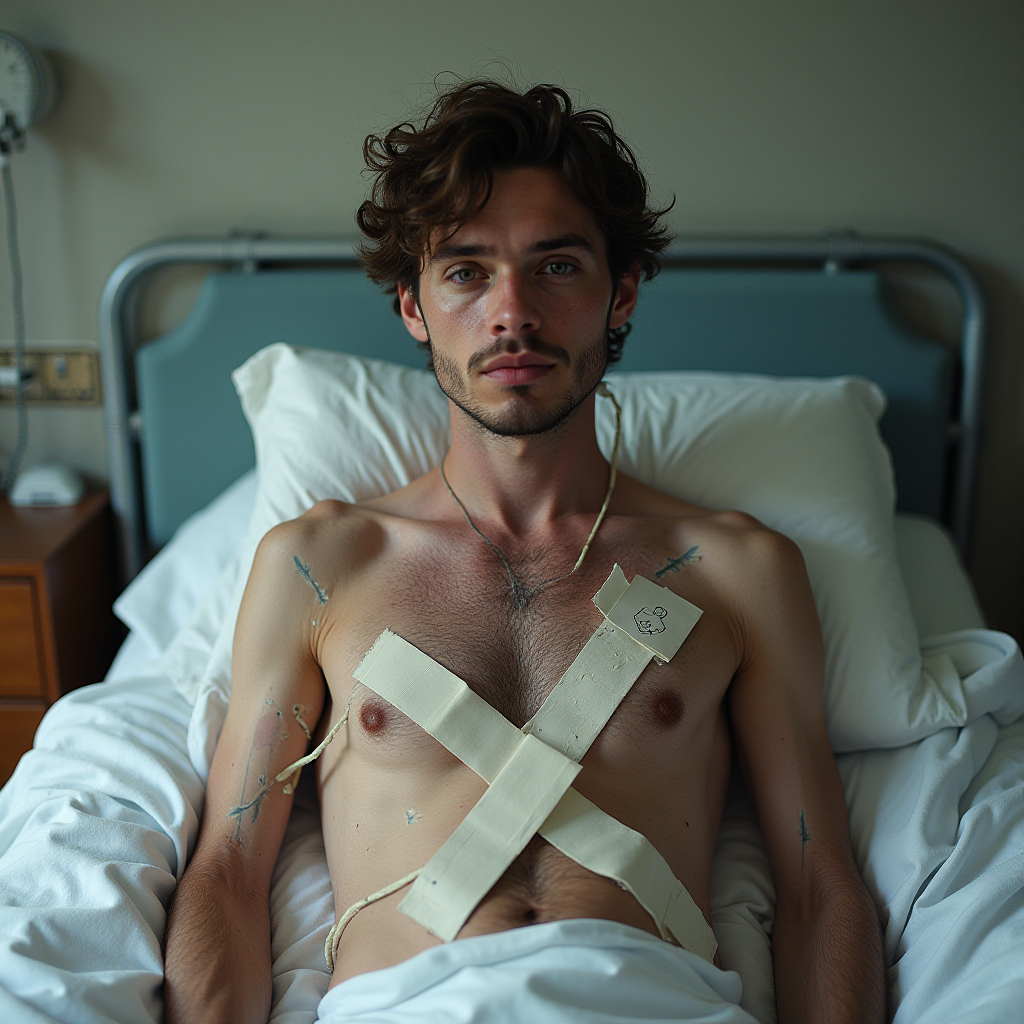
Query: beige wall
1,0,1021,638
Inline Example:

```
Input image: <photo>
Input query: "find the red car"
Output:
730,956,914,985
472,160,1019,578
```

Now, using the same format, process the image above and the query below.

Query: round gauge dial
0,31,58,133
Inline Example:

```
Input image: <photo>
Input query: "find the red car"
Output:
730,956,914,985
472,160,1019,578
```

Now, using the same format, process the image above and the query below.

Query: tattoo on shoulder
799,809,811,866
293,556,329,604
654,546,701,579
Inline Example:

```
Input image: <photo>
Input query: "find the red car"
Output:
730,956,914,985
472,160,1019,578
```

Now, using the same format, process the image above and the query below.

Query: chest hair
390,549,607,728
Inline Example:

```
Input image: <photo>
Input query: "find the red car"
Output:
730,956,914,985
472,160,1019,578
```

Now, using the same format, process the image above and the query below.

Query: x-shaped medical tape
352,564,716,961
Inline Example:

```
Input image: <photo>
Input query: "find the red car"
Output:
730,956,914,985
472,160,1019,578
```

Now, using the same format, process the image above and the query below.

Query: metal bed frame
99,234,986,582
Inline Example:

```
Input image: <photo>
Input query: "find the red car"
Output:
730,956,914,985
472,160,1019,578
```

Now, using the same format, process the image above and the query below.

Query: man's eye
449,268,478,283
544,261,576,276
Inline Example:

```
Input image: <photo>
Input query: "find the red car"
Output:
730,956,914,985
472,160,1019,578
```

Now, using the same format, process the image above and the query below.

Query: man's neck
440,392,611,539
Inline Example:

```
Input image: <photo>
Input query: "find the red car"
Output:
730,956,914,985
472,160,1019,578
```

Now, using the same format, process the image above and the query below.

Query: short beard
428,329,609,438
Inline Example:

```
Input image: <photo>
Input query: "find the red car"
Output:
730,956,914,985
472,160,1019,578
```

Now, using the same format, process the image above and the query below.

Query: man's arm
164,520,330,1024
726,522,885,1024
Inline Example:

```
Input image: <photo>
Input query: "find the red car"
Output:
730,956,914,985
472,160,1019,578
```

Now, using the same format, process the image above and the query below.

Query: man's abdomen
328,834,665,986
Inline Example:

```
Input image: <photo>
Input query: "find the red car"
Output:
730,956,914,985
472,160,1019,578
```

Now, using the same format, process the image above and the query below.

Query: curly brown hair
355,80,673,363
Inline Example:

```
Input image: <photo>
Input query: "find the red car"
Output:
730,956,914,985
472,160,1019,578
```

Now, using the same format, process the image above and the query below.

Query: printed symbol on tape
633,606,668,635
598,568,703,663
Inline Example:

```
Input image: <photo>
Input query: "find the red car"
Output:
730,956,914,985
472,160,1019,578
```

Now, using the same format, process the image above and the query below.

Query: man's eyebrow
528,234,597,258
427,234,598,266
428,243,495,265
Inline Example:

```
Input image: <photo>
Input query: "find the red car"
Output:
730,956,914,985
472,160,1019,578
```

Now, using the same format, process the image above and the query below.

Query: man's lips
480,354,557,385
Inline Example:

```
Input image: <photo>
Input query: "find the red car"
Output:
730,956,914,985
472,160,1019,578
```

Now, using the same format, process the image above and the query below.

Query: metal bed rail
99,233,986,582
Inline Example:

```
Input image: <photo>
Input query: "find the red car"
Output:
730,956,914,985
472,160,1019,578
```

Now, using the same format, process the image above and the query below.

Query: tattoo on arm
227,699,287,841
228,753,272,841
226,699,322,839
293,556,329,604
227,558,330,842
654,546,701,579
799,809,811,866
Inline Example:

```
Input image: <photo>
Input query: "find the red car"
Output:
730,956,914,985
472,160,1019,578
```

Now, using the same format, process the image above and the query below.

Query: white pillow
114,468,258,653
231,343,962,753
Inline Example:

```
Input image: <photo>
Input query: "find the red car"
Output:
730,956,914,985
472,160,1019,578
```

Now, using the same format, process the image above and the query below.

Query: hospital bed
0,234,1022,1024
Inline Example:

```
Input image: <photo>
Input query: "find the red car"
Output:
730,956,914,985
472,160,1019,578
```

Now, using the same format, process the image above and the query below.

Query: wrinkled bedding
314,919,754,1024
1,494,1022,1023
1,634,1021,1023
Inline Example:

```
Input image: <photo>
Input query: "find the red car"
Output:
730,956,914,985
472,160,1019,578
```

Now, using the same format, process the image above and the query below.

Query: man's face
398,166,639,437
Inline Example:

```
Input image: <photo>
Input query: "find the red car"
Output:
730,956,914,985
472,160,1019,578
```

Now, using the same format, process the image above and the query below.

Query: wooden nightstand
0,490,123,785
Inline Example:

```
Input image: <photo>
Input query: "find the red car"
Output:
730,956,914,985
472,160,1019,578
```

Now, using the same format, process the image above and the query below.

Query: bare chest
322,541,736,757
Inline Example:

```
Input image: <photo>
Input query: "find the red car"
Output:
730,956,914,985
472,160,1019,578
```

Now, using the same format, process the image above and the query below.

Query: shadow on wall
967,258,1024,641
31,50,127,327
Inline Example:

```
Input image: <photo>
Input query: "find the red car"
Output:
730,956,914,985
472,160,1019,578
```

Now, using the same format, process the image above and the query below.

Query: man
164,81,884,1023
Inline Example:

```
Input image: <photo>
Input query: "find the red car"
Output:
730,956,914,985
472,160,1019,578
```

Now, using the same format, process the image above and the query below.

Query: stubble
429,328,609,438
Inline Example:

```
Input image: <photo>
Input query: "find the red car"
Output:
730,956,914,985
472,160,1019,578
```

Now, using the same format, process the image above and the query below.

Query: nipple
650,689,684,730
359,698,391,735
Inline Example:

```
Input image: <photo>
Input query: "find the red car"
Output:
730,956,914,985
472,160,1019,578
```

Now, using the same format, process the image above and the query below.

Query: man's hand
164,520,329,1024
726,520,885,1024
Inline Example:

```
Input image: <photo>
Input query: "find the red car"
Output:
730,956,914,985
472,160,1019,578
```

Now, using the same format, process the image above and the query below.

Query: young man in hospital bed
163,81,885,1024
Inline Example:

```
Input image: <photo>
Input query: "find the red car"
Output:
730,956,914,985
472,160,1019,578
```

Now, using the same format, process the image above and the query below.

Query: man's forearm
772,878,885,1024
164,857,274,1024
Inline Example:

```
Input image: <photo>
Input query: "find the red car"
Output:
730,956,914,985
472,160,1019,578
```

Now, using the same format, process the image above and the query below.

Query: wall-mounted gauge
0,31,60,493
0,31,58,138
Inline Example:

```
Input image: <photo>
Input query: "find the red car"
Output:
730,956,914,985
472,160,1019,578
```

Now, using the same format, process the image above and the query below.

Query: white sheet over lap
314,920,754,1024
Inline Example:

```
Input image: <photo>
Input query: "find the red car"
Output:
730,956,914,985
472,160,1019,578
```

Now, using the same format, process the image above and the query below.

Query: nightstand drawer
0,578,47,698
0,701,46,785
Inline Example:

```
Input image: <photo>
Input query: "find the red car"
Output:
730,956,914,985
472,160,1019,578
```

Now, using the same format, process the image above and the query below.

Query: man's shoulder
621,472,802,568
255,499,390,580
688,508,799,557
620,487,806,612
672,509,806,594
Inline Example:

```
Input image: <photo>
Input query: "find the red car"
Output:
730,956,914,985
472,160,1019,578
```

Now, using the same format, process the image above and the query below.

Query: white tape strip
523,621,652,762
593,562,630,611
354,630,521,782
539,788,716,960
523,562,701,759
398,734,581,941
357,627,632,941
347,566,715,960
600,570,704,664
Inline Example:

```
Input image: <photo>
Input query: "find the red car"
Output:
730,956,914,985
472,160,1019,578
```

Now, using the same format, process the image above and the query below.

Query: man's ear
398,281,430,344
609,265,641,331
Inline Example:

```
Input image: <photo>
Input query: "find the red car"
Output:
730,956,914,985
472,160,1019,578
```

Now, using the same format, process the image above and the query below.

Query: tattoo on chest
654,546,701,579
799,809,812,866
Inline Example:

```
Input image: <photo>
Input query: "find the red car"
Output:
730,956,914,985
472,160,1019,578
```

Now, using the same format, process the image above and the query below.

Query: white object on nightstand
9,463,85,506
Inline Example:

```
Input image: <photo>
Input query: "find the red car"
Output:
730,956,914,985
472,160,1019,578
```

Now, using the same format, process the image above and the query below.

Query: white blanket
0,629,1021,1023
314,919,753,1023
839,704,1024,1020
1,483,1022,1024
0,675,202,1024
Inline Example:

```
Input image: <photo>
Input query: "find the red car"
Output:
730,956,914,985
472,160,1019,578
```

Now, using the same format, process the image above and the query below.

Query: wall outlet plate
0,348,101,404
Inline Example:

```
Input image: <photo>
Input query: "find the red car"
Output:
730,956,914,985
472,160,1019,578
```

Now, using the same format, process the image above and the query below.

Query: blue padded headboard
134,265,951,548
617,270,953,522
136,270,421,546
102,234,985,580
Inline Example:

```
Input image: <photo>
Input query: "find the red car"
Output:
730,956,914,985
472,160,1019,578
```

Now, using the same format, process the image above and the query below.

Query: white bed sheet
1,475,1021,1024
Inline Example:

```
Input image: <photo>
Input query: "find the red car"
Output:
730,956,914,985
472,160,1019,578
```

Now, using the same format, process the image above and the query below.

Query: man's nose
487,270,541,339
